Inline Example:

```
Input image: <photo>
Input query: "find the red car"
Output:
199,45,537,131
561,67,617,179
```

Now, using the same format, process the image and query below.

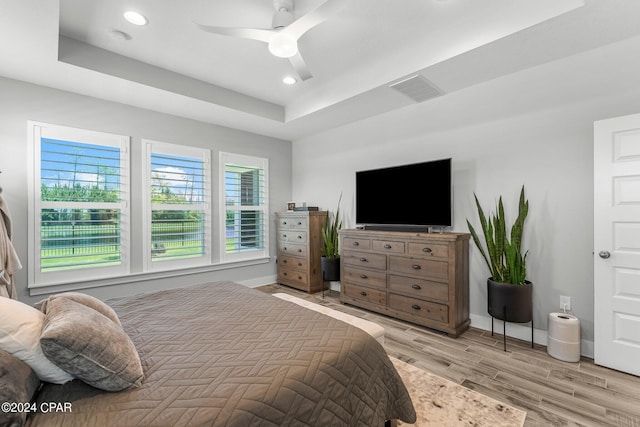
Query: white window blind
220,153,268,262
29,122,130,287
144,141,211,270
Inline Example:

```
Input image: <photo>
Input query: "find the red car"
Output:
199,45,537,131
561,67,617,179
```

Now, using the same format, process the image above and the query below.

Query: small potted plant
321,195,342,282
467,186,532,325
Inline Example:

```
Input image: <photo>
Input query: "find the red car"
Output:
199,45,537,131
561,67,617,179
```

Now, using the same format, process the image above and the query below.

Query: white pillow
0,297,73,384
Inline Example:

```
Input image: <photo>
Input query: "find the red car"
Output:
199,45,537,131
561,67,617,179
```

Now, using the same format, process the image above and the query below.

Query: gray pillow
0,349,41,427
35,292,122,327
40,297,144,392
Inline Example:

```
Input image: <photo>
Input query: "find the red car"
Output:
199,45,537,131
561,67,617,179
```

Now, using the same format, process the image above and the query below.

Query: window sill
28,257,271,296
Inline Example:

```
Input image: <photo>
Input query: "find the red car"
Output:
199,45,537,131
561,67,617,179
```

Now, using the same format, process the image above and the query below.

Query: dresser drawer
343,266,386,289
407,242,449,259
389,275,448,302
389,256,448,281
278,216,308,230
279,243,308,257
372,240,405,254
389,293,448,323
344,237,371,250
278,267,308,288
344,283,386,305
278,230,308,243
279,255,308,271
343,250,387,270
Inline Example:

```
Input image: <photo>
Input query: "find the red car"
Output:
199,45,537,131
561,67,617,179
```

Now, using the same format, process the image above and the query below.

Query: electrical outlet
560,295,571,311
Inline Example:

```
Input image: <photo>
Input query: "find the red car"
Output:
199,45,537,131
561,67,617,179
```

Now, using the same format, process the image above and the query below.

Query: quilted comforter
27,282,416,426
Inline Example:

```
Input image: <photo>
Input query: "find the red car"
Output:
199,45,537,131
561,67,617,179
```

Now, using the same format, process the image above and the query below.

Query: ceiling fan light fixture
268,33,298,58
123,10,148,26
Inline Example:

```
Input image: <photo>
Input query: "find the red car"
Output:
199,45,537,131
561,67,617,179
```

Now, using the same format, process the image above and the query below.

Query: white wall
291,36,640,355
0,77,291,305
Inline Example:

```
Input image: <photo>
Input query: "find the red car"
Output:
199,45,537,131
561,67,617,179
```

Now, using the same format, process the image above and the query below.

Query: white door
594,113,640,376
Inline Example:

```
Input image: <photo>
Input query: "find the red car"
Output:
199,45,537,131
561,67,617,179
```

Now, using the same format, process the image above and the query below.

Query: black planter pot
321,257,341,281
487,278,533,323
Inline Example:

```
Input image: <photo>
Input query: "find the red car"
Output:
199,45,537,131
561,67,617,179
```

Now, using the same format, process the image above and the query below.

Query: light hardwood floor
257,284,640,427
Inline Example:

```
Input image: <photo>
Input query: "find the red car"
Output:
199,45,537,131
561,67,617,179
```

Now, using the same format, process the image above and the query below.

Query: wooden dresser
339,229,470,336
276,211,326,293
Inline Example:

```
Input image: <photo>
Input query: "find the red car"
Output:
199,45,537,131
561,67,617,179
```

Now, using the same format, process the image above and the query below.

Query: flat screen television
355,158,452,231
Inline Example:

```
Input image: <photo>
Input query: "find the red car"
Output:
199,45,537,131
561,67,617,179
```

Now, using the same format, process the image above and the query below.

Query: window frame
142,140,212,272
219,152,269,263
27,121,131,288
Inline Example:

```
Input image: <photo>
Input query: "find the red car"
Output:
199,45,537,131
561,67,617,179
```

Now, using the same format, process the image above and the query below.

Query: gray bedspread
27,282,416,426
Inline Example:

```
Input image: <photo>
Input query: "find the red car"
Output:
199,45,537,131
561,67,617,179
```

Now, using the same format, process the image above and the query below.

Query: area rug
391,357,526,427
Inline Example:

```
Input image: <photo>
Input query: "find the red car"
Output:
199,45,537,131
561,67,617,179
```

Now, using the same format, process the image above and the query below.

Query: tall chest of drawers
339,229,470,336
276,211,327,293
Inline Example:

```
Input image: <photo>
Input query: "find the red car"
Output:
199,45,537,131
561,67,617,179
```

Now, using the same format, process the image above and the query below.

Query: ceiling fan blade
289,52,313,81
195,23,275,43
285,0,346,40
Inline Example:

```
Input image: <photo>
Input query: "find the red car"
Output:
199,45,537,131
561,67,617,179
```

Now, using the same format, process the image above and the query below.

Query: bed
24,281,416,426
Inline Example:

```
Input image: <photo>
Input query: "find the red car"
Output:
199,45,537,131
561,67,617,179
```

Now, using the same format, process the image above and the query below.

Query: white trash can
547,312,580,362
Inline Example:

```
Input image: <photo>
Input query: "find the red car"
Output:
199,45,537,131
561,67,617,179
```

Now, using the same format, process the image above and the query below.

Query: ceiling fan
195,0,345,81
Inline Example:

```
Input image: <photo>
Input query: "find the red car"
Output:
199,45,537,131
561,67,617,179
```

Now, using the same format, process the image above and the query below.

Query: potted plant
467,186,532,326
321,195,342,282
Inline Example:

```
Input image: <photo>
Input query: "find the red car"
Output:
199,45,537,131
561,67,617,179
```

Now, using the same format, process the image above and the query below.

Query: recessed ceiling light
282,76,297,85
124,10,148,26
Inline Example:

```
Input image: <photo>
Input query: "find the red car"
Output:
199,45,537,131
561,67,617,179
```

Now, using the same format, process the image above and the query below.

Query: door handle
599,250,611,259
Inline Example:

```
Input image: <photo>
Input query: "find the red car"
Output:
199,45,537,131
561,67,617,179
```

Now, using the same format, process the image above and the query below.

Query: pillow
35,292,122,326
0,298,74,384
0,349,41,427
40,297,144,392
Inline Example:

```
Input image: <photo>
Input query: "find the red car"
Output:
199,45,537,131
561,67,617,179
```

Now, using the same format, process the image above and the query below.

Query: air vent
389,75,443,103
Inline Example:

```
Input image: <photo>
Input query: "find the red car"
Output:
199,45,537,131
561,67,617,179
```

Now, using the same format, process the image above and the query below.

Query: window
144,141,211,270
220,153,268,262
28,122,130,287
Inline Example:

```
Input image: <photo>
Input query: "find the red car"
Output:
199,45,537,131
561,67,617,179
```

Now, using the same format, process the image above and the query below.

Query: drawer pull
297,262,303,267
298,249,303,253
283,221,287,225
384,244,392,249
283,272,288,276
297,235,303,239
360,291,368,297
283,246,288,251
283,259,287,264
359,274,368,279
422,247,432,254
283,234,288,238
353,241,360,246
298,276,303,280
360,257,368,262
411,264,422,270
297,221,302,225
411,284,421,290
411,304,421,310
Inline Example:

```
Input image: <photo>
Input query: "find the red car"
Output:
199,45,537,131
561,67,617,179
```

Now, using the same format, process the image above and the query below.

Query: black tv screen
355,158,452,229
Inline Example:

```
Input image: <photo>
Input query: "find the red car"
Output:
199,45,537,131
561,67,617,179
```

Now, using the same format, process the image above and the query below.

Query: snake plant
322,194,342,259
467,186,529,285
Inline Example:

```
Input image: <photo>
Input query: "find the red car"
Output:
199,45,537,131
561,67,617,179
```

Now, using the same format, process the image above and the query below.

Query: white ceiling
2,0,640,140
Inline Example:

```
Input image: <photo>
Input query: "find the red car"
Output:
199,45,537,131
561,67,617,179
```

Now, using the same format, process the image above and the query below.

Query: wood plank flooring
257,284,640,427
